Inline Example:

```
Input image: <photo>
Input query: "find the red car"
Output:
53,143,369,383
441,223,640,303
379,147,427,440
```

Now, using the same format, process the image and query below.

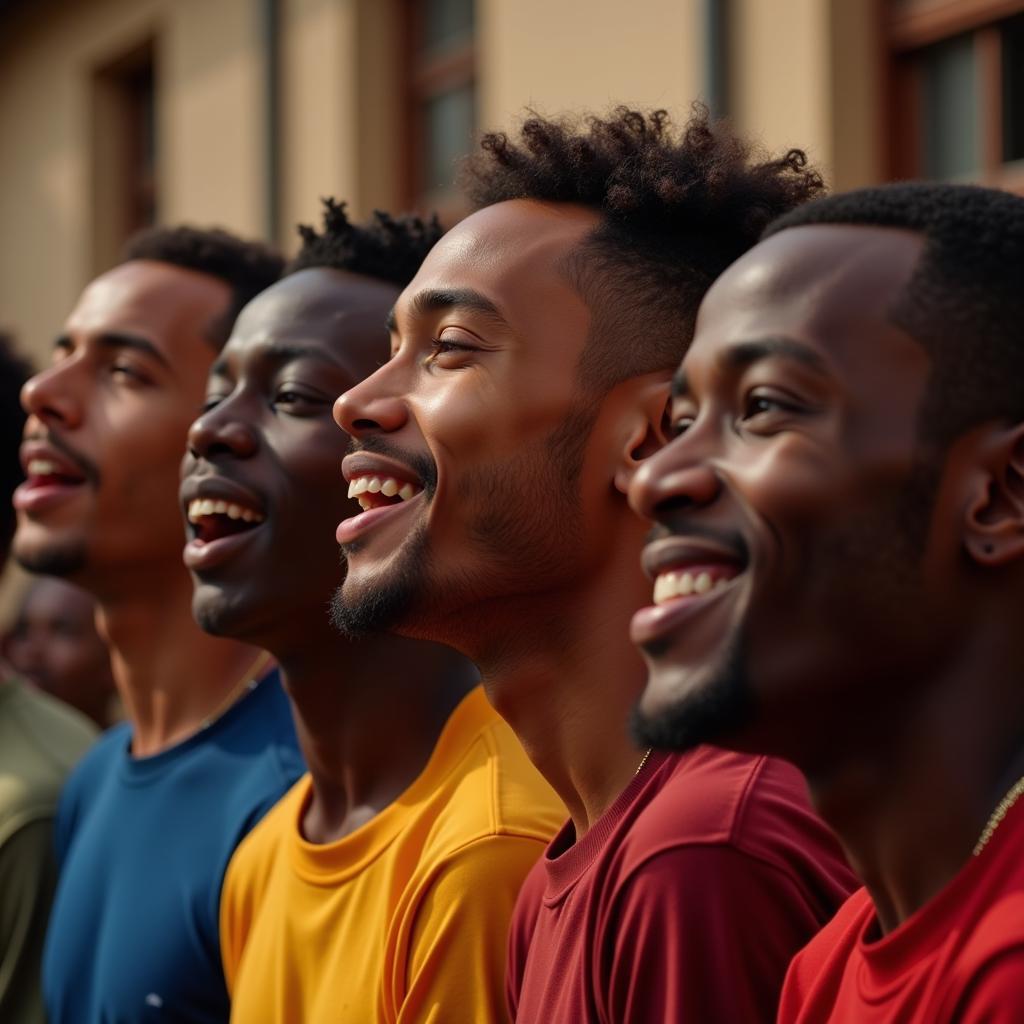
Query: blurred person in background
3,576,119,728
333,108,855,1023
0,332,96,1024
185,201,563,1022
12,229,304,1024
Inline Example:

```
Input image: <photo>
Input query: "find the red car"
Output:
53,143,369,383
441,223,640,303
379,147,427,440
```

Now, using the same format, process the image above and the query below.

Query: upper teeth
28,459,59,475
653,570,730,605
347,476,417,504
186,499,264,524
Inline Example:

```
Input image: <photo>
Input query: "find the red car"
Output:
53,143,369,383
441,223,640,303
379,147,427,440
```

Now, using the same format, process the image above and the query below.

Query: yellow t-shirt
220,686,564,1023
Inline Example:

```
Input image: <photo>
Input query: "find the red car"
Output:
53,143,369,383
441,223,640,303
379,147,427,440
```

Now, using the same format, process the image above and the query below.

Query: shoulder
949,947,1024,1022
0,679,97,776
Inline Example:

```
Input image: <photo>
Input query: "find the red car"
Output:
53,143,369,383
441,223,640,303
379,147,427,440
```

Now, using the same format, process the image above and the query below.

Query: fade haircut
764,182,1024,449
459,106,825,393
289,198,444,286
121,226,284,348
0,333,32,560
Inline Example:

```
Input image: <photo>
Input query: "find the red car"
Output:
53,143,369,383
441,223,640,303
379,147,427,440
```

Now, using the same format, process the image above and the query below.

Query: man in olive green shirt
0,334,96,1024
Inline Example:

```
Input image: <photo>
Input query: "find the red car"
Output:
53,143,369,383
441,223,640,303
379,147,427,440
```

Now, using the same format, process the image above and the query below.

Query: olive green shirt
0,676,96,1024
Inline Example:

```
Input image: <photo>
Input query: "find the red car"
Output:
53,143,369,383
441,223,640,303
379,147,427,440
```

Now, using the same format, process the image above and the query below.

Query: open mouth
24,457,87,488
651,563,741,605
186,498,265,544
347,474,421,512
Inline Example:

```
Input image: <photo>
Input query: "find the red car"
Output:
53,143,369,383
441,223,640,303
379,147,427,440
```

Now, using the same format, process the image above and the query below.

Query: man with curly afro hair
334,106,856,1021
183,200,563,1023
16,227,305,1024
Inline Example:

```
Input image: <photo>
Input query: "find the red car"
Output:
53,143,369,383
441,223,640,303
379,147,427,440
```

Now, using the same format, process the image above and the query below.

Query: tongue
198,515,257,543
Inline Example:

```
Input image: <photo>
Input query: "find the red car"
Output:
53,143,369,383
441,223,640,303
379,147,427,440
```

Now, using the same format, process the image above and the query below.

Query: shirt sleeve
505,858,546,1020
395,833,547,1024
0,818,58,1024
602,844,831,1024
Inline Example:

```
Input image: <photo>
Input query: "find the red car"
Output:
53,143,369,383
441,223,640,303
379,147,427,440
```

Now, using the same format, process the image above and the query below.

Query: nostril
350,418,381,431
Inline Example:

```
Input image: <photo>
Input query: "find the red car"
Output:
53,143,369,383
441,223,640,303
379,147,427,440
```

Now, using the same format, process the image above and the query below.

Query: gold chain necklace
973,772,1024,857
634,747,653,776
199,651,273,731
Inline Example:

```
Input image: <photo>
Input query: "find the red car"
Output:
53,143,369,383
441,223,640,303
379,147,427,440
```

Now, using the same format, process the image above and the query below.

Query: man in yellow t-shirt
183,202,564,1022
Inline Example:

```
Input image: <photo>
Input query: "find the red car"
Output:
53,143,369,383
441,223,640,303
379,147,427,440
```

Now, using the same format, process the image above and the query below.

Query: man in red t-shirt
332,107,855,1021
629,182,1024,1022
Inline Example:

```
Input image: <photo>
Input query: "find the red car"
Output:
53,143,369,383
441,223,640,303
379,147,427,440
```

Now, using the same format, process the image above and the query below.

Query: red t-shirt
507,747,856,1023
778,797,1024,1023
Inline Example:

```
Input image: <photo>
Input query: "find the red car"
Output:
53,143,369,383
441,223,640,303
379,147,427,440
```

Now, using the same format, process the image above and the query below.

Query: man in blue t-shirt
12,227,304,1023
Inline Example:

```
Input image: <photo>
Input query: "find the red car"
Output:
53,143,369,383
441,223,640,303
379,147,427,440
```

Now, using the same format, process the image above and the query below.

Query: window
402,0,476,217
887,2,1024,190
91,40,157,272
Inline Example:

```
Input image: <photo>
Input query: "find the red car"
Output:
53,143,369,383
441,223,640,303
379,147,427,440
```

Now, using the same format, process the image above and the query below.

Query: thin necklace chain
973,772,1024,857
199,651,273,731
634,747,653,776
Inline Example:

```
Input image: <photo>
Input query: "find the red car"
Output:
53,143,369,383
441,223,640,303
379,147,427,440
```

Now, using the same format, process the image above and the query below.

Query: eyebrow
209,341,346,377
55,331,171,370
672,336,829,400
386,287,510,334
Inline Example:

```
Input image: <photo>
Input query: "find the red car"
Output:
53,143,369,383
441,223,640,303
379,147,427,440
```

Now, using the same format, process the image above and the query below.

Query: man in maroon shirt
629,182,1024,1022
333,107,855,1021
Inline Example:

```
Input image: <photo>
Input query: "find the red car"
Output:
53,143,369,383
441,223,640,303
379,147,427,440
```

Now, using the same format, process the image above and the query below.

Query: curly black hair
764,182,1024,449
288,198,444,286
121,226,284,348
459,105,825,391
0,332,32,562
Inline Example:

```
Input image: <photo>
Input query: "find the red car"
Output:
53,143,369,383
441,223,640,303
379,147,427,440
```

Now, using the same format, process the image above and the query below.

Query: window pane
1003,15,1024,163
920,33,980,179
422,84,474,195
423,0,474,54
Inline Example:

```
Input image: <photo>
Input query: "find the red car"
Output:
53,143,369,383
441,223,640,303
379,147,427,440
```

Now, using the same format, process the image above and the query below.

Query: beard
331,401,598,641
632,635,753,753
13,534,88,579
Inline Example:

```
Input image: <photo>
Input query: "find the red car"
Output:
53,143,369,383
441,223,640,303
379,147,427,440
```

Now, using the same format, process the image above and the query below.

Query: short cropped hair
459,105,825,392
0,333,32,558
289,198,443,287
764,182,1024,447
122,226,284,348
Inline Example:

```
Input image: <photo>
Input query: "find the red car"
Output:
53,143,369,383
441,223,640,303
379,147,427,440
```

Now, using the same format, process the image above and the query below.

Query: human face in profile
627,225,957,763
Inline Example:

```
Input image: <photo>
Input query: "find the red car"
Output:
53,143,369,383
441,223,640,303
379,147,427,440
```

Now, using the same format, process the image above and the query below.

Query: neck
95,562,265,757
271,615,476,844
477,535,652,838
805,625,1024,933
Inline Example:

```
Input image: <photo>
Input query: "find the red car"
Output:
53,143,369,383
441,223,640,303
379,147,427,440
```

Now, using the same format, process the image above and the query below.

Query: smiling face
182,268,399,645
627,224,963,761
13,261,230,584
332,199,633,647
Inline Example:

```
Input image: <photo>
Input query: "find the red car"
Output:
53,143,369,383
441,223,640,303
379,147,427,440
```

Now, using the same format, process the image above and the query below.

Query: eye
201,393,229,413
111,363,148,384
426,331,479,367
273,385,327,414
739,388,808,431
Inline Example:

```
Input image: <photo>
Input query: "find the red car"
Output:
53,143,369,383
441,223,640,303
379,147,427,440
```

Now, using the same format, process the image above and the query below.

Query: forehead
398,199,599,326
688,224,927,381
67,260,230,358
225,267,398,379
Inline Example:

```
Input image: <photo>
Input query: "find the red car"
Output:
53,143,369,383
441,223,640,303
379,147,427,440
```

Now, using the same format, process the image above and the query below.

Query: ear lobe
965,426,1024,567
613,375,673,495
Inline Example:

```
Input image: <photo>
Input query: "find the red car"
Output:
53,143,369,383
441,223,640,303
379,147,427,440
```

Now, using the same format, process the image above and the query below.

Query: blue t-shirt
43,670,303,1023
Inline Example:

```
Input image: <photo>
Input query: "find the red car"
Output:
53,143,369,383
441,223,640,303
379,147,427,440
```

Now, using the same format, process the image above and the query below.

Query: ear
612,372,673,496
964,423,1024,567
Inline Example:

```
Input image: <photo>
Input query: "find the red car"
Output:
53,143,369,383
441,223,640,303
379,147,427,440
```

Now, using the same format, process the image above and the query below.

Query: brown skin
183,268,475,843
629,224,1024,932
3,577,116,728
14,260,265,756
334,200,672,835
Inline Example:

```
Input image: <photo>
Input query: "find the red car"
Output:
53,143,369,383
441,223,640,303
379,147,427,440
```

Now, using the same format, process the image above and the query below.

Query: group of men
1,104,1022,1023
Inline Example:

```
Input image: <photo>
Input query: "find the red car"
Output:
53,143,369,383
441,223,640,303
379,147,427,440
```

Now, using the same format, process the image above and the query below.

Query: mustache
345,435,438,495
23,429,101,486
644,520,750,564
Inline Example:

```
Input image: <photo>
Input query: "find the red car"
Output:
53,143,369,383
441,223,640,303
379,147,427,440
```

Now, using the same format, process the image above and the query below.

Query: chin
12,530,88,580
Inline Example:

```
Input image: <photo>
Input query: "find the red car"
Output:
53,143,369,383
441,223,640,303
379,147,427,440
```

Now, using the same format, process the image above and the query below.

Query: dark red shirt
507,747,856,1023
778,797,1024,1023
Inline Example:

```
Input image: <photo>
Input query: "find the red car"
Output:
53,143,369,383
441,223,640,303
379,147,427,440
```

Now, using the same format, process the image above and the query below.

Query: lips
181,475,267,573
631,537,747,647
337,452,426,545
13,440,92,515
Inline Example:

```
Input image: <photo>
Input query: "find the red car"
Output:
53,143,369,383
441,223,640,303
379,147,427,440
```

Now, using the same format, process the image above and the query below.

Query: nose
21,363,84,430
628,432,722,523
333,363,409,439
187,402,259,460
